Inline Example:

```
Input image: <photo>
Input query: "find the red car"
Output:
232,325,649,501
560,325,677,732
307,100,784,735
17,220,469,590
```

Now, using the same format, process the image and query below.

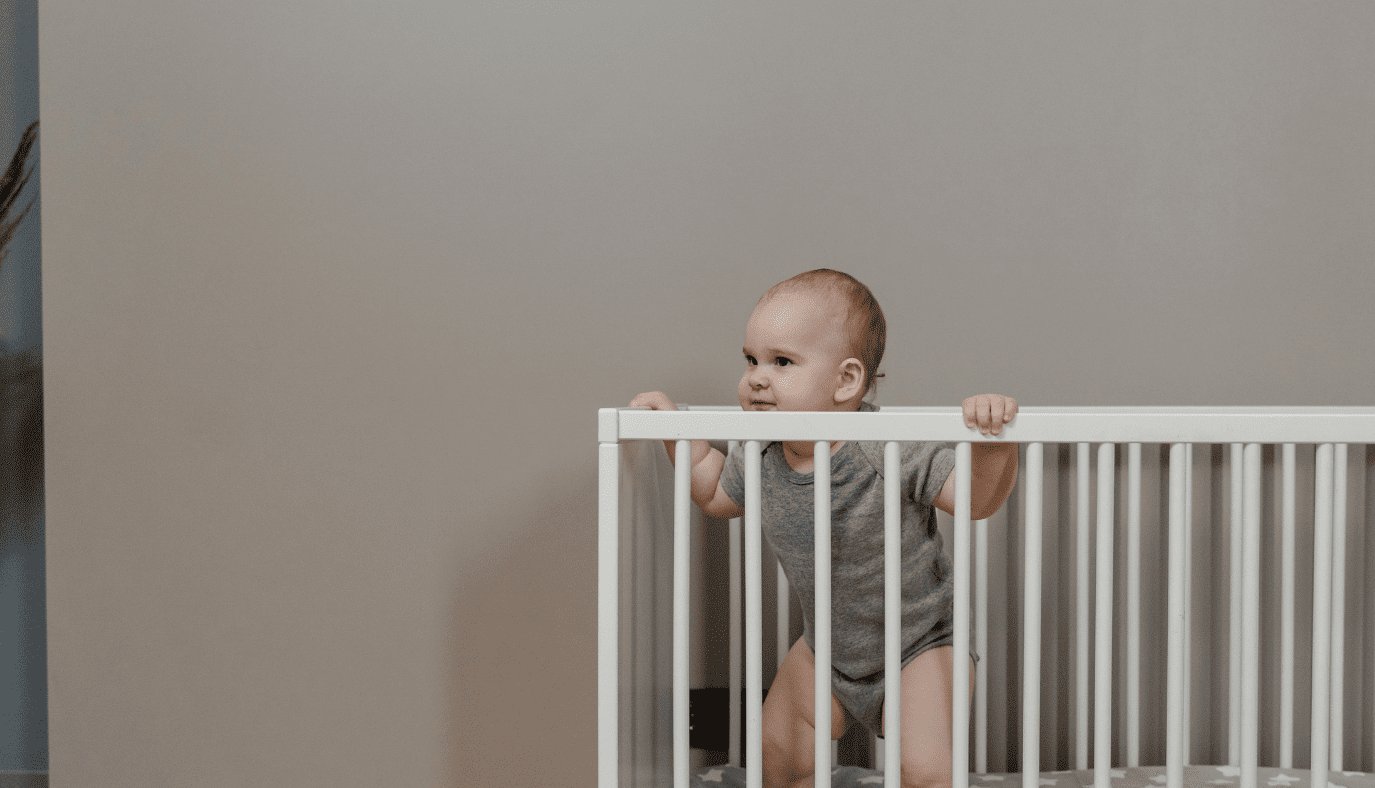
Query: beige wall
38,2,1375,785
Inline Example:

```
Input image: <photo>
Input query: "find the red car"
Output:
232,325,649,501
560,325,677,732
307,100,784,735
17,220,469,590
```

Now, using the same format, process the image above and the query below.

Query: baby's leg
761,636,847,788
879,645,977,788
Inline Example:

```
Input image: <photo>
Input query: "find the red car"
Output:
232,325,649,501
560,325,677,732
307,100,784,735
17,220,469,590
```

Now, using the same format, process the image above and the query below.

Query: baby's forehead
747,288,856,350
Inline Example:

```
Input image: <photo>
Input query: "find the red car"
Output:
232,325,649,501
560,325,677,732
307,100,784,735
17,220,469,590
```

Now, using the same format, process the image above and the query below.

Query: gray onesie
719,399,979,738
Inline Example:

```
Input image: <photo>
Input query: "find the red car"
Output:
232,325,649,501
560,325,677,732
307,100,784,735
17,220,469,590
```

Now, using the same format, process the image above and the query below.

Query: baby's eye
776,357,792,367
744,355,757,366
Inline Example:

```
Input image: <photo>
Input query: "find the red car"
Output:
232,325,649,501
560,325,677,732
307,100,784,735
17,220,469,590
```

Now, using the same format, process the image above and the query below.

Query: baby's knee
764,715,803,759
760,721,805,779
759,722,791,763
899,753,953,788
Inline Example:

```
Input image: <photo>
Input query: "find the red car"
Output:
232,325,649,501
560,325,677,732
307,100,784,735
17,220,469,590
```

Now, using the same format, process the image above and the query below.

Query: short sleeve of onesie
905,439,957,508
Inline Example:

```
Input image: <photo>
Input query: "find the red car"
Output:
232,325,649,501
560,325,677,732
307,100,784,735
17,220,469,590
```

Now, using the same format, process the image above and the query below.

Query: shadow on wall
445,468,599,787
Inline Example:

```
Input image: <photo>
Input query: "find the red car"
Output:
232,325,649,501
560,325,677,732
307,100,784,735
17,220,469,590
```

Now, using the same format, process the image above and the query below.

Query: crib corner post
598,416,621,788
599,407,620,443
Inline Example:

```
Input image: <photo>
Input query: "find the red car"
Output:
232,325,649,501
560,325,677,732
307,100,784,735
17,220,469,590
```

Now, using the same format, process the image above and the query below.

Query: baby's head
738,268,886,413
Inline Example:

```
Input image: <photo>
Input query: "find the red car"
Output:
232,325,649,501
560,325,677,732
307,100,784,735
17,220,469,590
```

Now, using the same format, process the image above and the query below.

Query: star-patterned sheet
688,764,1375,788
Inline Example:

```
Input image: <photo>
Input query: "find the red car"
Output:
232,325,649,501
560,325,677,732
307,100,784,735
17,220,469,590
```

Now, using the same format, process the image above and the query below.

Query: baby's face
738,289,855,413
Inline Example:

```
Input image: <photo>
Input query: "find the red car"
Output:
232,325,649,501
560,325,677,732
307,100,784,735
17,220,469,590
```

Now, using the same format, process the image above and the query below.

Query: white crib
597,405,1375,788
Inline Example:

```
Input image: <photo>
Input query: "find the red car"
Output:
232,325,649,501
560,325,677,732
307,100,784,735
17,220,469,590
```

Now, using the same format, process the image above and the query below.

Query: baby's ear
835,357,866,402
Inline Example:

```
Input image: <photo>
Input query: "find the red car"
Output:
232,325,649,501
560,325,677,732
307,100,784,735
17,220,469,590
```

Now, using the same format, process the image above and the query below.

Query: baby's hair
761,268,887,398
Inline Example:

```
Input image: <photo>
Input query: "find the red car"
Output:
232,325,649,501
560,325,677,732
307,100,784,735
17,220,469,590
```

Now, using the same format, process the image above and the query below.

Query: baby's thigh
762,637,847,745
880,645,977,783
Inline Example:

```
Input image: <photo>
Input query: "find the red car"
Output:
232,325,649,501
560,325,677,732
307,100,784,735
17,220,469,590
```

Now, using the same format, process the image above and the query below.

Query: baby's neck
782,439,846,473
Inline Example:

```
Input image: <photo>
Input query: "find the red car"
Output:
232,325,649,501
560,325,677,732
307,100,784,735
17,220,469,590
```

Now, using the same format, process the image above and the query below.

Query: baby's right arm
627,391,745,521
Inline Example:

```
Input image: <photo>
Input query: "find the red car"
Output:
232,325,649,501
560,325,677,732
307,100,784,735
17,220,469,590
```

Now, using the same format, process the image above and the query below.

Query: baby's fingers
963,397,993,434
988,398,1006,433
963,394,1016,435
961,398,977,429
629,390,674,410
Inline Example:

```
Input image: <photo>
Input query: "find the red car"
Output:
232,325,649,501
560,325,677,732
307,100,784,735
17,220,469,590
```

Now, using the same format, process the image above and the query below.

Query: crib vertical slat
1242,443,1262,788
975,511,988,776
1281,443,1296,768
884,441,901,786
1167,443,1186,788
1127,442,1141,767
674,440,691,788
729,441,743,768
599,441,620,788
1076,441,1090,771
1183,444,1193,765
1310,443,1335,788
815,440,833,785
1022,443,1044,788
1330,443,1348,771
746,440,764,788
954,441,972,788
1094,443,1115,788
778,564,790,671
1229,442,1243,767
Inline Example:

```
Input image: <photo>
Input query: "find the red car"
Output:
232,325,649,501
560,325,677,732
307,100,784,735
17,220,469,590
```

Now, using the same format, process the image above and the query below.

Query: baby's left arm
932,393,1019,520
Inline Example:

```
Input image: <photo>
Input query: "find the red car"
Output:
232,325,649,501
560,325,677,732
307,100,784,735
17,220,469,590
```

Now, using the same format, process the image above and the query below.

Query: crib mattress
688,765,1375,788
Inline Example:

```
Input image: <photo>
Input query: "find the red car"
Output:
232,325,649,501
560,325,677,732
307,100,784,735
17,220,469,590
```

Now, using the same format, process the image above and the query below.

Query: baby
630,268,1018,788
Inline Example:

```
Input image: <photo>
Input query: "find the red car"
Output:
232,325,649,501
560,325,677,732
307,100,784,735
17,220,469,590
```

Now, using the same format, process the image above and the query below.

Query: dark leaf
0,119,39,272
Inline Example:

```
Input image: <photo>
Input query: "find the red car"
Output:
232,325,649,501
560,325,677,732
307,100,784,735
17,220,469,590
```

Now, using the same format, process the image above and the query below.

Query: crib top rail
599,405,1375,444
